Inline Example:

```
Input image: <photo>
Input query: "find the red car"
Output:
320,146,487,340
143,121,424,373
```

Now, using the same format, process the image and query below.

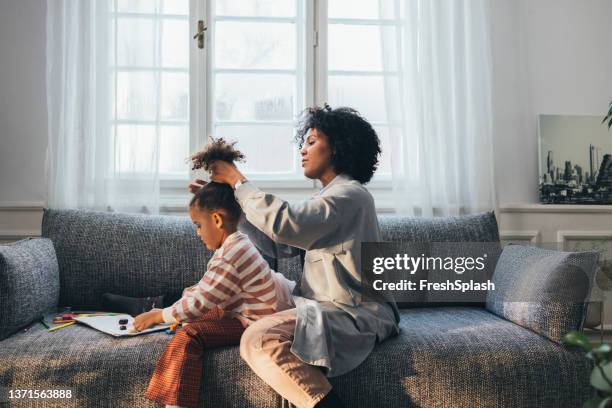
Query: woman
193,105,400,408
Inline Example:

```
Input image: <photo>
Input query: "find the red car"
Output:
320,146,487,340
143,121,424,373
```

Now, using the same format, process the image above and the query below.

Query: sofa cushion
277,253,304,292
378,211,500,243
41,209,215,311
332,307,593,407
378,211,501,308
0,238,59,341
0,314,283,408
486,244,598,343
41,209,278,311
0,307,593,407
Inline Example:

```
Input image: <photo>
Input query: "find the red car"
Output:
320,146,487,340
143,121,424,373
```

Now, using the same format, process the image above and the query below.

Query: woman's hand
209,160,245,187
132,308,164,332
188,178,207,194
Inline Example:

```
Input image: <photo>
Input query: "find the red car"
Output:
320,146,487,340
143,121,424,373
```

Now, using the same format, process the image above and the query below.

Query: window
109,0,397,198
325,0,398,179
209,0,308,182
109,0,191,179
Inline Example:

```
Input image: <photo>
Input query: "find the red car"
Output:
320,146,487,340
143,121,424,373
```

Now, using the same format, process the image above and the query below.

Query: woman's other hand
209,160,245,187
188,178,207,194
132,308,164,332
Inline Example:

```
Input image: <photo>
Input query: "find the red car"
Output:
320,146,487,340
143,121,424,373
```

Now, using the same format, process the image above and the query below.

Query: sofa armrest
0,238,60,340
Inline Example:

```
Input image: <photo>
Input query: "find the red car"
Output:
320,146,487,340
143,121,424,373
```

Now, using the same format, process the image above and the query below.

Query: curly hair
188,137,245,224
189,181,242,223
294,104,381,184
189,137,245,171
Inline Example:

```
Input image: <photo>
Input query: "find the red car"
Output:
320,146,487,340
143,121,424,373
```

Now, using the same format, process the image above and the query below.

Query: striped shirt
162,231,296,327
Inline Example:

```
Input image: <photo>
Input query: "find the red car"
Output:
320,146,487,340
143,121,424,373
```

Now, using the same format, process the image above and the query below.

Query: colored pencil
48,321,76,331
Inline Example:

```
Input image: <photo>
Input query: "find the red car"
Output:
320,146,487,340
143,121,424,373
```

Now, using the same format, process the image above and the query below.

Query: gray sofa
0,209,595,407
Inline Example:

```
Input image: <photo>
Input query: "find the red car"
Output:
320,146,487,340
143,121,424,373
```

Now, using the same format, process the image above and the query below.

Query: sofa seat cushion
329,307,593,408
0,308,593,408
0,319,282,408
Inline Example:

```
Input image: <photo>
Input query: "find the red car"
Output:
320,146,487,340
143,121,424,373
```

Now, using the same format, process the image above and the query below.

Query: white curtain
382,0,497,217
46,0,161,214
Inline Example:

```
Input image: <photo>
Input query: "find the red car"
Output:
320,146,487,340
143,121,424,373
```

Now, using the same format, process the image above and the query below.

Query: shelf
499,203,612,214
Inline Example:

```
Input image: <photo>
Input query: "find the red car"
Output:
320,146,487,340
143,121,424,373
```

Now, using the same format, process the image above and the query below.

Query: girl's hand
209,160,245,187
132,308,164,332
188,178,207,194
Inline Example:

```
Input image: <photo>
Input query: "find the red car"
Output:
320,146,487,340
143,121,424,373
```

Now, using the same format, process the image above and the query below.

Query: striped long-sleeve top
162,231,296,327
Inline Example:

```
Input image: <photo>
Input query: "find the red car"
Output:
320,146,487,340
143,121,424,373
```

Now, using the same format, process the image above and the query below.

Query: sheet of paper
73,314,170,337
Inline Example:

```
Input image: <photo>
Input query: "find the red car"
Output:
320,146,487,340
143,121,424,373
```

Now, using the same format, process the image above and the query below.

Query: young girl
133,141,296,408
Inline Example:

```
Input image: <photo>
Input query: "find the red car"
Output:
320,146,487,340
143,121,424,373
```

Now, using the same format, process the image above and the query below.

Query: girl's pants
145,307,244,408
239,308,333,408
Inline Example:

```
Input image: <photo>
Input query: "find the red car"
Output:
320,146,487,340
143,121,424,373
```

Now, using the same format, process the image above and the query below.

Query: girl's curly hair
294,104,381,184
189,137,245,171
188,137,245,223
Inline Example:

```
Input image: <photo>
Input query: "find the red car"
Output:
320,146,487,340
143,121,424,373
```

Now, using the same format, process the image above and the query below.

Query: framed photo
538,114,612,204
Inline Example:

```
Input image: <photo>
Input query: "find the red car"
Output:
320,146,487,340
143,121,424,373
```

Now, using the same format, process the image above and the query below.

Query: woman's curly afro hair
294,104,381,184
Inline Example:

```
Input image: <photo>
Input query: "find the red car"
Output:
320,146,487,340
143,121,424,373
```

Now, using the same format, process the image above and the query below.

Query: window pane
215,0,295,17
160,126,189,175
161,72,189,120
162,0,189,15
117,17,155,66
214,126,296,173
211,0,305,179
110,1,191,177
215,74,295,121
117,0,156,14
109,15,116,65
328,24,398,72
116,71,158,120
215,22,295,69
114,125,157,174
373,126,392,175
162,19,189,68
328,0,400,20
328,75,399,123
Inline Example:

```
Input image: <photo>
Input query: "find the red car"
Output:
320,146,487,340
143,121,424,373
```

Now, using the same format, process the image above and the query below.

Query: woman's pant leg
240,309,333,408
145,308,245,408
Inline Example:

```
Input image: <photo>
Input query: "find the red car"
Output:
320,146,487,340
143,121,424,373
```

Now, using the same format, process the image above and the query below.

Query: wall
491,0,612,205
0,0,47,242
0,0,48,206
489,0,612,327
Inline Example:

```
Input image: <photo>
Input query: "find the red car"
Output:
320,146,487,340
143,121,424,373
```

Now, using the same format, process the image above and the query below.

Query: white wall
491,0,612,205
1,0,612,208
0,0,47,206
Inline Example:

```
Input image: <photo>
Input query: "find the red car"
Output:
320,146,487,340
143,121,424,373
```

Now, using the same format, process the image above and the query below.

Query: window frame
161,0,395,211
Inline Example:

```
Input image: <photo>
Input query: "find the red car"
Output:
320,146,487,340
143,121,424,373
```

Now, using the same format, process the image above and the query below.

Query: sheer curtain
46,0,162,214
382,0,496,217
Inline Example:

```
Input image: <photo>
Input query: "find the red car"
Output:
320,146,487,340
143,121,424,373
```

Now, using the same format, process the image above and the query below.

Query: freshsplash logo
360,242,503,304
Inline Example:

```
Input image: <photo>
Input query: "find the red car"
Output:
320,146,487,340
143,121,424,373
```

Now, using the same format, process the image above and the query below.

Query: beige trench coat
236,173,400,377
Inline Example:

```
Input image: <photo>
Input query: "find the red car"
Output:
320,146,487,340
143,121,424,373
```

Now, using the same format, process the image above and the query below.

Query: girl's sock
165,405,186,408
